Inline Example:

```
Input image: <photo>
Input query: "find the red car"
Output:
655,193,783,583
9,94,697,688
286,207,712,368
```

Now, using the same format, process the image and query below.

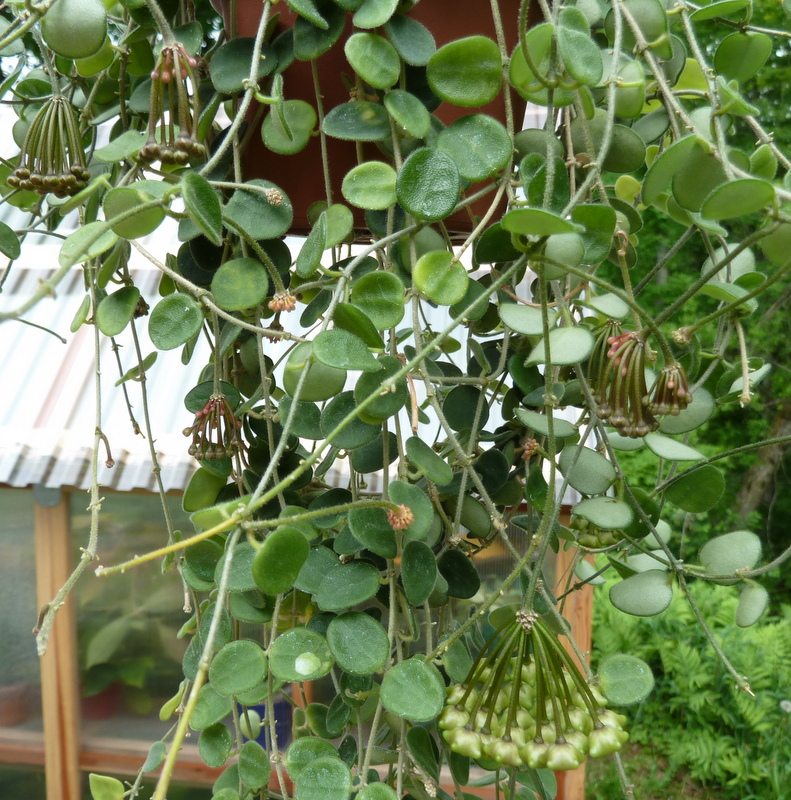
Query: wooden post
34,489,82,800
553,512,593,800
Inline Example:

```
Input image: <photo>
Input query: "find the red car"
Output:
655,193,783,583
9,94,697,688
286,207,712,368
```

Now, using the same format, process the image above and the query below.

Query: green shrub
593,580,791,798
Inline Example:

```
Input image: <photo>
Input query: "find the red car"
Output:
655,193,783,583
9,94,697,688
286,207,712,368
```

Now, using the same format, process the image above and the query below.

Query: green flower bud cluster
569,516,620,549
139,44,206,165
440,611,628,770
8,97,90,197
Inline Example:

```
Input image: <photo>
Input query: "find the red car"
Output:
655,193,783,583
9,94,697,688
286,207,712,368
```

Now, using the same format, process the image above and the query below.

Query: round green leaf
210,38,275,94
443,385,488,431
699,530,761,584
0,220,20,260
759,220,791,266
211,258,269,311
557,6,603,86
642,135,700,207
326,612,389,675
347,506,397,558
320,391,380,450
191,685,232,731
499,304,557,336
381,658,445,722
397,148,461,222
659,387,714,434
239,740,270,789
181,171,222,246
573,497,634,530
149,293,203,350
351,271,405,330
317,561,381,611
357,784,399,800
437,549,480,599
345,33,400,89
436,115,512,182
252,527,310,596
389,480,434,541
644,433,705,462
59,221,118,268
354,355,408,423
313,329,381,372
406,437,453,485
209,640,267,696
383,15,435,66
353,0,397,27
383,90,431,138
670,149,727,213
262,100,317,155
585,293,631,320
293,3,345,59
287,738,338,781
714,32,772,82
401,540,438,606
501,208,580,236
322,102,392,141
558,446,616,495
413,250,469,305
526,326,595,366
514,408,577,439
701,179,775,220
295,756,352,800
427,36,502,107
735,584,769,628
269,628,334,682
104,186,165,239
665,464,725,514
342,162,397,210
609,570,673,617
88,774,124,800
333,303,385,350
199,723,232,768
182,467,227,513
294,546,341,594
598,654,655,705
224,180,293,240
283,341,347,402
405,725,440,782
690,0,750,20
96,286,139,337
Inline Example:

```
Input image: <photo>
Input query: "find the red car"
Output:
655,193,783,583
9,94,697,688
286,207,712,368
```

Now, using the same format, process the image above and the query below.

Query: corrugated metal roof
0,249,210,492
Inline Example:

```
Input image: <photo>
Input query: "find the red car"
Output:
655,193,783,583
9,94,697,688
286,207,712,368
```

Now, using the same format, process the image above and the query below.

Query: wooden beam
34,492,82,800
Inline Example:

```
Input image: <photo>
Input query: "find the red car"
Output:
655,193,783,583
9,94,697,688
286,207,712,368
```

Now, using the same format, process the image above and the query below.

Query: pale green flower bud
439,705,469,730
485,738,522,767
443,727,483,759
588,725,629,758
520,739,549,769
515,708,534,729
597,709,627,730
546,741,584,771
521,662,537,684
446,685,467,705
568,706,594,734
518,683,535,709
562,728,589,755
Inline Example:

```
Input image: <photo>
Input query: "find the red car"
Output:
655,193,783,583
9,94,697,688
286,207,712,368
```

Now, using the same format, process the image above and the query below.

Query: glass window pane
0,488,43,741
71,493,192,744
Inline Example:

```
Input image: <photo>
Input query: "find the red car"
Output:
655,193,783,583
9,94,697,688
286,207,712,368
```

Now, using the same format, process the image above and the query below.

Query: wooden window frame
1,488,592,800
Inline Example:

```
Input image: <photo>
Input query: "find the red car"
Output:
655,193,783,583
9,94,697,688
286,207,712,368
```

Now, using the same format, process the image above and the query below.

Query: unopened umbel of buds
183,394,243,460
440,610,628,771
139,43,206,165
569,516,620,549
590,326,659,439
7,97,91,197
645,363,692,417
